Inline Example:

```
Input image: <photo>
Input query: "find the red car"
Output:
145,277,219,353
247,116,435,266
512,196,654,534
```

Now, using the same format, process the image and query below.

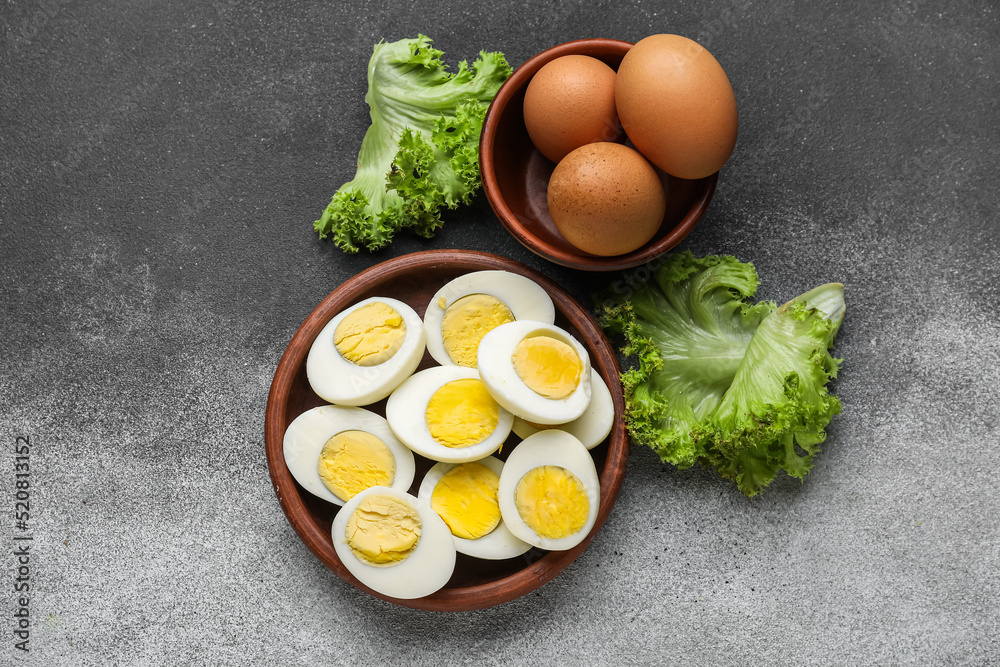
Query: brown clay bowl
480,38,718,272
264,249,628,611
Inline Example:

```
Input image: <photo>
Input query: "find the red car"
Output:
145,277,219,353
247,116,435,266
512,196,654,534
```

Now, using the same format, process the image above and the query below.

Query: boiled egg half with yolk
498,429,600,552
512,368,615,449
331,486,456,600
477,320,591,425
306,297,425,406
423,270,555,368
282,405,415,506
386,366,513,463
417,456,532,560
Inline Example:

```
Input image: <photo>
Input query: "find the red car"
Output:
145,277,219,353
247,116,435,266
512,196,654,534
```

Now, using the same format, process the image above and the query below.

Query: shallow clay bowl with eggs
264,249,629,611
480,38,718,271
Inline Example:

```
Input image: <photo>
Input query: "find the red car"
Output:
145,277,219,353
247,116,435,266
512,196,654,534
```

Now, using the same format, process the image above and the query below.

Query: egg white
477,320,592,425
306,296,426,406
331,486,456,600
497,429,601,552
423,270,556,367
417,457,533,560
282,405,415,506
511,368,615,449
385,366,513,463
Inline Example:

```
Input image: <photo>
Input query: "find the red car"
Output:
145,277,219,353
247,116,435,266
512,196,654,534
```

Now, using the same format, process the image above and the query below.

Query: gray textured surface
2,0,998,664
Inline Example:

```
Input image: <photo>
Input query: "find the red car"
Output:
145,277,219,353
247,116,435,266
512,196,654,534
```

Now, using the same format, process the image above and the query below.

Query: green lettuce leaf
702,283,845,495
314,35,511,252
598,251,845,496
599,252,774,468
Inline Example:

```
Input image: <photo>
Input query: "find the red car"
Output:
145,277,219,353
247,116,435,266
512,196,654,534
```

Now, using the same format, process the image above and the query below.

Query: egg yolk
441,294,514,367
425,379,500,448
430,463,502,540
514,465,590,540
345,494,421,566
511,335,582,399
334,302,406,367
317,430,396,502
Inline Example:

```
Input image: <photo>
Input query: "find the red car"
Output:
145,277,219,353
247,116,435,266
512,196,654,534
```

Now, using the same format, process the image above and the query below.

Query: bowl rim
480,38,718,272
264,248,629,611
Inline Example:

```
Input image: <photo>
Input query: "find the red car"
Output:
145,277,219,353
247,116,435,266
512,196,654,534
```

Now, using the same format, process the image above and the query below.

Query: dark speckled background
2,0,998,664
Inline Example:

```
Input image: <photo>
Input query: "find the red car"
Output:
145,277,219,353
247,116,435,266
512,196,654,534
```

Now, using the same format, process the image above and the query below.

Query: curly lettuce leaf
314,35,511,252
598,252,845,496
703,283,844,496
598,252,774,468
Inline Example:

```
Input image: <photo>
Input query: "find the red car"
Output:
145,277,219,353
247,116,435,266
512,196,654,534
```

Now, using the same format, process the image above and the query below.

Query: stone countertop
2,0,998,664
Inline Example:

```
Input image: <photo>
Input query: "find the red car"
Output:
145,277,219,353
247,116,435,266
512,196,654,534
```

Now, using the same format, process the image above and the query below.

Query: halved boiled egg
282,405,415,506
498,429,601,552
307,297,425,406
512,368,615,449
477,320,591,425
423,270,556,368
417,457,532,560
386,366,513,463
331,486,456,600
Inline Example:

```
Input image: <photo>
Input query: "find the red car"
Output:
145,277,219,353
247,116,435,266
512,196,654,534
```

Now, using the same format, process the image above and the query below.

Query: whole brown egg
523,55,623,164
615,34,738,180
546,142,666,257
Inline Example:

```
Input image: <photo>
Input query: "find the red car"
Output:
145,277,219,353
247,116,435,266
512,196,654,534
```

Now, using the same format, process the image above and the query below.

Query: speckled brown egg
615,34,738,180
546,142,666,257
523,55,623,164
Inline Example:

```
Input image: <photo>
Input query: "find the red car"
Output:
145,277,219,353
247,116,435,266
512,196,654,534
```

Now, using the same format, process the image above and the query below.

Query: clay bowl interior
264,249,628,611
480,38,718,271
